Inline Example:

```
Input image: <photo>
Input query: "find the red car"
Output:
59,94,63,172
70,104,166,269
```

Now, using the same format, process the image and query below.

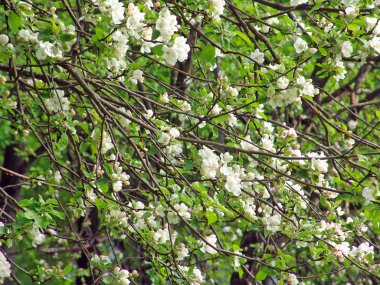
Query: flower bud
0,34,9,45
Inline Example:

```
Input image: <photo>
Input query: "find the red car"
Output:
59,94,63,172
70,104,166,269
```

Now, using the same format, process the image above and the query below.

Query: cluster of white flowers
111,162,130,192
101,131,114,154
350,242,374,263
106,29,128,76
153,226,171,244
125,3,145,38
224,171,242,196
369,36,380,53
262,214,281,233
106,208,129,228
156,9,178,42
162,36,191,66
208,0,226,21
92,0,125,25
36,41,63,61
164,143,183,162
241,135,258,151
366,17,380,34
287,273,299,285
261,135,275,152
341,40,353,57
281,127,297,139
30,224,46,247
159,127,180,145
114,267,131,285
0,252,11,284
111,29,129,60
179,265,203,285
242,197,258,220
198,146,220,179
334,57,347,81
290,0,308,5
45,90,70,113
19,29,39,42
307,152,328,173
200,234,218,254
277,76,290,89
173,203,191,220
176,243,189,261
332,240,374,263
294,37,308,53
295,76,318,97
250,49,265,64
362,187,375,205
91,254,111,267
130,70,144,85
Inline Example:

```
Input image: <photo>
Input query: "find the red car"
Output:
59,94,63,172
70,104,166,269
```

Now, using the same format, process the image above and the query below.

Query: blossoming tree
0,0,379,284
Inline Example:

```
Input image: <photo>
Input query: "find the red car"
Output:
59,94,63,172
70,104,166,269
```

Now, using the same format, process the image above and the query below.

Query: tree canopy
0,0,380,284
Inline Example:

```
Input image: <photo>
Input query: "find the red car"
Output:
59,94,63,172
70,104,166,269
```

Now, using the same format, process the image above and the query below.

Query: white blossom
341,40,353,57
290,0,308,5
154,227,170,244
249,49,265,64
208,0,225,21
198,146,220,179
277,77,290,89
174,203,191,220
369,36,380,53
162,36,190,65
0,252,11,284
362,187,375,205
308,152,328,173
54,171,62,183
30,225,45,247
366,17,380,34
130,69,144,85
288,273,299,285
105,0,125,25
241,136,257,152
262,214,281,233
156,10,178,42
169,127,180,139
0,34,9,45
294,37,308,53
126,3,145,37
225,173,242,196
177,243,189,261
200,234,218,254
160,92,170,104
36,41,62,60
45,90,70,113
101,132,114,154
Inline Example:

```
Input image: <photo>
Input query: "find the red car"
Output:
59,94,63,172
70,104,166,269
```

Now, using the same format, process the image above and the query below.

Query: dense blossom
0,1,379,284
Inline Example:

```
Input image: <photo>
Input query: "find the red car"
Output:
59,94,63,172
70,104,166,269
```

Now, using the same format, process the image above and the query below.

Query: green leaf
238,266,244,278
183,160,193,171
95,198,108,210
206,210,218,225
199,45,216,65
96,178,109,193
8,12,22,32
319,47,327,56
147,145,158,155
347,23,360,31
56,133,69,151
235,31,254,48
213,114,229,124
255,269,267,281
51,210,65,220
151,44,163,56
